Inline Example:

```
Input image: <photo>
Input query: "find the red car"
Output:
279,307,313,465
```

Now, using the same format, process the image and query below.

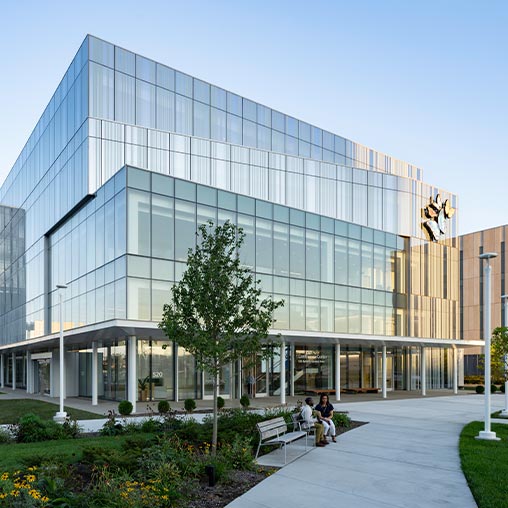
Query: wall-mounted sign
422,194,455,242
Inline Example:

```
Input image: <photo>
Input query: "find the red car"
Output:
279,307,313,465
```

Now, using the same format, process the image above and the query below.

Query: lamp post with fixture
476,253,499,440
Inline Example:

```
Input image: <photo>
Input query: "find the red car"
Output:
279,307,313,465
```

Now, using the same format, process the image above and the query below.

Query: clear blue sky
0,0,506,234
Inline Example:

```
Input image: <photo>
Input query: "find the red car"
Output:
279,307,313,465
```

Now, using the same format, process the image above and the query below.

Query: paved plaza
228,394,507,508
1,390,506,507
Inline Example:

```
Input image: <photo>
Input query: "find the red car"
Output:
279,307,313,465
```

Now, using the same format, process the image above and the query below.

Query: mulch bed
186,468,274,508
185,420,367,508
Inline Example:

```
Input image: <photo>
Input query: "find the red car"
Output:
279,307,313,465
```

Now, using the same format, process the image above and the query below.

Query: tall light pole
476,253,499,440
54,284,67,423
501,294,508,417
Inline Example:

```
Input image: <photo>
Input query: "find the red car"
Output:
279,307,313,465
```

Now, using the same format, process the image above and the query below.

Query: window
127,189,150,256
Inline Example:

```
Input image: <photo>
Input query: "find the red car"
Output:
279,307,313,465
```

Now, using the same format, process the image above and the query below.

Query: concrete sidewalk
227,394,507,508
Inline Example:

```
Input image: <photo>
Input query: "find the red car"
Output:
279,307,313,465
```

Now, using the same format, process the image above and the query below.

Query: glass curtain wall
294,346,334,394
87,35,421,179
125,167,409,337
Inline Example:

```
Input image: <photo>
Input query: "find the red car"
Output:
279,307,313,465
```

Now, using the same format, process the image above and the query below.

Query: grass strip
459,421,508,508
0,399,104,424
0,434,138,470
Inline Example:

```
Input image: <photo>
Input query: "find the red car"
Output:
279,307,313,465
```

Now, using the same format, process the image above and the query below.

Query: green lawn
0,434,139,470
460,422,508,508
0,399,104,424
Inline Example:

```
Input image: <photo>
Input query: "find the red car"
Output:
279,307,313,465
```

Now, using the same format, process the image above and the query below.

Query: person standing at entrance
315,393,337,442
246,373,255,396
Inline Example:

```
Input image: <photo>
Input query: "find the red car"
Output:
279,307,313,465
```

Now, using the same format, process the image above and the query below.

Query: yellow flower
10,489,20,496
26,474,36,482
42,496,49,502
1,473,8,480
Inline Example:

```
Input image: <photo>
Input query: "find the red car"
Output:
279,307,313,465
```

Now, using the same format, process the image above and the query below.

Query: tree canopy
159,220,284,452
491,327,508,382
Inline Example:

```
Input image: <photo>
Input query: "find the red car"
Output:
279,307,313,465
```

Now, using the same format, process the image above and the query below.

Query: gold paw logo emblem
422,194,455,242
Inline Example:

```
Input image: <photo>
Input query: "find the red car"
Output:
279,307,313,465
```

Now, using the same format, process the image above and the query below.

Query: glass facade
87,36,422,181
0,35,462,401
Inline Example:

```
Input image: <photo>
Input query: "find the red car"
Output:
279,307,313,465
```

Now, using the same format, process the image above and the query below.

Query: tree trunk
212,367,219,456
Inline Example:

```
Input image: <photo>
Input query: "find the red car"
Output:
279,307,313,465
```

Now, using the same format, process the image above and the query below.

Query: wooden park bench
255,416,308,464
341,387,380,394
305,389,336,396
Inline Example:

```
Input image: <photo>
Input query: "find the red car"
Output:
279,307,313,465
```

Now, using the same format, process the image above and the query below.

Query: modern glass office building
0,35,478,408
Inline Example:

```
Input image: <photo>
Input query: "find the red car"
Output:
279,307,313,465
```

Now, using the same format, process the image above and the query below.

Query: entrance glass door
36,360,50,395
254,352,269,397
203,364,232,399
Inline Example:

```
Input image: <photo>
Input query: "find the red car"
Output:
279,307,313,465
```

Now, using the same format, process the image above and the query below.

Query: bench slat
255,417,308,465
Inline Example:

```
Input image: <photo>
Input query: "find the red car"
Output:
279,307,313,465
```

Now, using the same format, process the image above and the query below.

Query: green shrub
184,398,196,413
476,385,485,394
502,383,506,394
61,416,82,439
218,435,255,471
13,413,76,443
141,418,160,433
332,412,351,428
263,407,295,424
215,409,265,450
491,384,498,393
82,445,141,473
138,435,202,479
240,395,250,408
15,413,50,443
100,410,125,436
174,418,209,444
158,400,171,414
217,396,225,410
118,400,133,415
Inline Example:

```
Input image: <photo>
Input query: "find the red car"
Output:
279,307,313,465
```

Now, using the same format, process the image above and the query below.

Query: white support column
421,346,426,396
54,284,67,422
0,354,4,388
12,352,16,390
382,345,387,399
92,341,98,406
453,346,458,394
335,343,341,402
127,336,137,414
50,355,54,397
374,347,379,389
174,345,179,402
290,343,295,397
280,339,286,405
26,352,32,394
238,358,243,399
405,348,411,390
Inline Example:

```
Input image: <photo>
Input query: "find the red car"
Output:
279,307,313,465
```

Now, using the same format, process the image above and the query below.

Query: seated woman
300,397,328,447
315,393,337,442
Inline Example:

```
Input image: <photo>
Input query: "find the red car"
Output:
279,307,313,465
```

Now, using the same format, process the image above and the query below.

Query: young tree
491,327,508,382
159,220,284,454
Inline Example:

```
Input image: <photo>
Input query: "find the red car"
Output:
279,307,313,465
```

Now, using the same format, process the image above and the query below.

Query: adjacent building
460,225,507,376
0,35,480,410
